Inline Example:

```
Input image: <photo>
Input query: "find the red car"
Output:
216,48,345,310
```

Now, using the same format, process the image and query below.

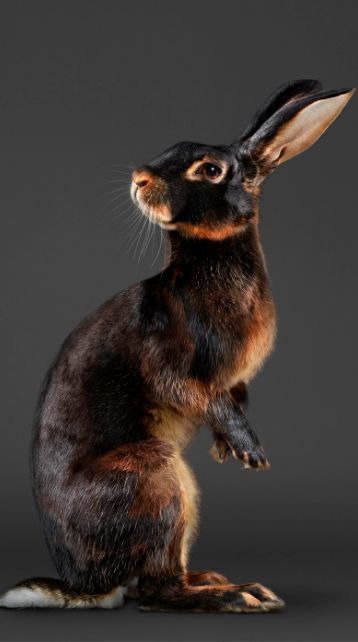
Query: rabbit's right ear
235,82,355,184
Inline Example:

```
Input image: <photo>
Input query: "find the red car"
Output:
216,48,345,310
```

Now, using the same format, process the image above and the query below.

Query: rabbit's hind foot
139,580,285,613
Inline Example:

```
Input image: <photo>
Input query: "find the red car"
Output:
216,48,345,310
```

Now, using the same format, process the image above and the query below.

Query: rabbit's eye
186,159,226,183
202,163,222,179
194,162,223,180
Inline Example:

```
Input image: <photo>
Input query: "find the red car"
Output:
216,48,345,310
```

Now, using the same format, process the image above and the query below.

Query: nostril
136,178,149,188
132,169,153,189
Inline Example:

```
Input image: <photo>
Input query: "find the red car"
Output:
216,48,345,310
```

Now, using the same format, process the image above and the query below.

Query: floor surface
0,551,356,642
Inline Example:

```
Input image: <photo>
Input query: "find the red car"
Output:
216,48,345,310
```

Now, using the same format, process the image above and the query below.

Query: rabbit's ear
237,87,355,183
240,79,323,141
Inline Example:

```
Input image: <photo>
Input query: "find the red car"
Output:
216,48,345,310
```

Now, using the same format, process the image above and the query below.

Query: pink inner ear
266,90,355,165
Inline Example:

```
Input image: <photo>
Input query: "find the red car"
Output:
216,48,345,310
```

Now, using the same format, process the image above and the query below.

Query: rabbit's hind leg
173,456,232,589
137,453,284,613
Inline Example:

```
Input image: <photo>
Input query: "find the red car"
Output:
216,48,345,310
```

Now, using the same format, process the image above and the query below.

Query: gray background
0,0,357,640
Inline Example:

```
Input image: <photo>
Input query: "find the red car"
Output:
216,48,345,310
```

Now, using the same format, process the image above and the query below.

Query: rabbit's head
131,80,354,241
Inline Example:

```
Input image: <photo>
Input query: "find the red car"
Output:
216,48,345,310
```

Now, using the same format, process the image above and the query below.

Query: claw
209,440,230,464
239,582,285,611
237,448,270,470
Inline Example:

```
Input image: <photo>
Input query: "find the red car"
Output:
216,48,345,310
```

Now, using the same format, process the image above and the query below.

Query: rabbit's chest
191,293,276,387
225,300,277,385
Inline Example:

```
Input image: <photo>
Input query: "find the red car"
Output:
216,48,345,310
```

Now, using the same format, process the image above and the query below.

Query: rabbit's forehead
148,141,233,170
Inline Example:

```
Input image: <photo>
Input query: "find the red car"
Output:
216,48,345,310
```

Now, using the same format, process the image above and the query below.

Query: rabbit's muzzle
131,169,172,225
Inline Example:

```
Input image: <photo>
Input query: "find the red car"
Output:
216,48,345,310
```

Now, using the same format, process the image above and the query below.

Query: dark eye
203,163,222,178
197,163,223,179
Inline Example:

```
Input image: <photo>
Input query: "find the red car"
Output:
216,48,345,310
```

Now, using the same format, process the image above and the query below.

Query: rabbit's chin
135,200,173,229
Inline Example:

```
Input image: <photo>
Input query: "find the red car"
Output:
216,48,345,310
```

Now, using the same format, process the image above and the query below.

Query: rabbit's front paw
233,441,270,470
231,422,271,470
211,427,270,470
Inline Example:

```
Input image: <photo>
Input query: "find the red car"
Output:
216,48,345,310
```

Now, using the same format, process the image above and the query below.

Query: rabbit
0,80,354,612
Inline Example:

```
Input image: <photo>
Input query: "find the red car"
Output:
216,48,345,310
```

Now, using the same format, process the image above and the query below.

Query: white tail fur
0,578,127,609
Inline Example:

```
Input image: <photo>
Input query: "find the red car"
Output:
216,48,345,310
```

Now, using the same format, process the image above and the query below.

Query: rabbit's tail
0,577,127,609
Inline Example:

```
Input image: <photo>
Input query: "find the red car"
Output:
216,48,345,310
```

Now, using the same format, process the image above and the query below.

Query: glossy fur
0,80,354,612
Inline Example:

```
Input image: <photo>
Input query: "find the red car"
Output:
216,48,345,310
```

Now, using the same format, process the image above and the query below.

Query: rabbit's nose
132,169,153,189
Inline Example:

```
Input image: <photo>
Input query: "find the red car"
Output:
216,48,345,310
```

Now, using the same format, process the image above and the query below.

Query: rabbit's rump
36,437,197,595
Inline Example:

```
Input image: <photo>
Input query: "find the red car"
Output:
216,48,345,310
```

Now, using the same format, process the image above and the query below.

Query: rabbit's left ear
235,86,355,183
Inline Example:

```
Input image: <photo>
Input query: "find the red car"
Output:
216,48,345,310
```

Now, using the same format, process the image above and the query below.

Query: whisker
102,186,131,198
106,163,134,169
134,215,149,263
139,212,153,264
104,168,133,175
115,197,166,269
111,199,133,211
142,222,153,260
105,192,133,207
126,216,144,251
103,179,132,185
126,208,142,230
129,220,143,243
113,201,136,220
138,213,151,264
146,212,159,260
150,224,163,269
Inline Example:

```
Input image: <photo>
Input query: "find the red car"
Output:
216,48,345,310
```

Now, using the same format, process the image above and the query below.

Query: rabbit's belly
226,305,277,387
150,406,199,451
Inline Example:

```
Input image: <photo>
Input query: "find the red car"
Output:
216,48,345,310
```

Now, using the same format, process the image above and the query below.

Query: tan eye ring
195,162,223,180
185,156,227,182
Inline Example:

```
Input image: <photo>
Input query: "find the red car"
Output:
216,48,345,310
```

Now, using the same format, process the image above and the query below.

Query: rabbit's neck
165,223,268,289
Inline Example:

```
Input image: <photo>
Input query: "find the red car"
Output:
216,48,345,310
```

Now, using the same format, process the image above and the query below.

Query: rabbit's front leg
208,392,270,470
142,340,268,469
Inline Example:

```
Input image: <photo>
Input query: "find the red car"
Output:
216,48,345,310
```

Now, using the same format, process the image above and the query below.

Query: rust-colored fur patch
88,440,174,475
229,297,276,385
175,222,243,241
129,464,179,518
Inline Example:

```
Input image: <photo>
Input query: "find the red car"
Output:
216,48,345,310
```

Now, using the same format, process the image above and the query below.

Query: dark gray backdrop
0,1,357,640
